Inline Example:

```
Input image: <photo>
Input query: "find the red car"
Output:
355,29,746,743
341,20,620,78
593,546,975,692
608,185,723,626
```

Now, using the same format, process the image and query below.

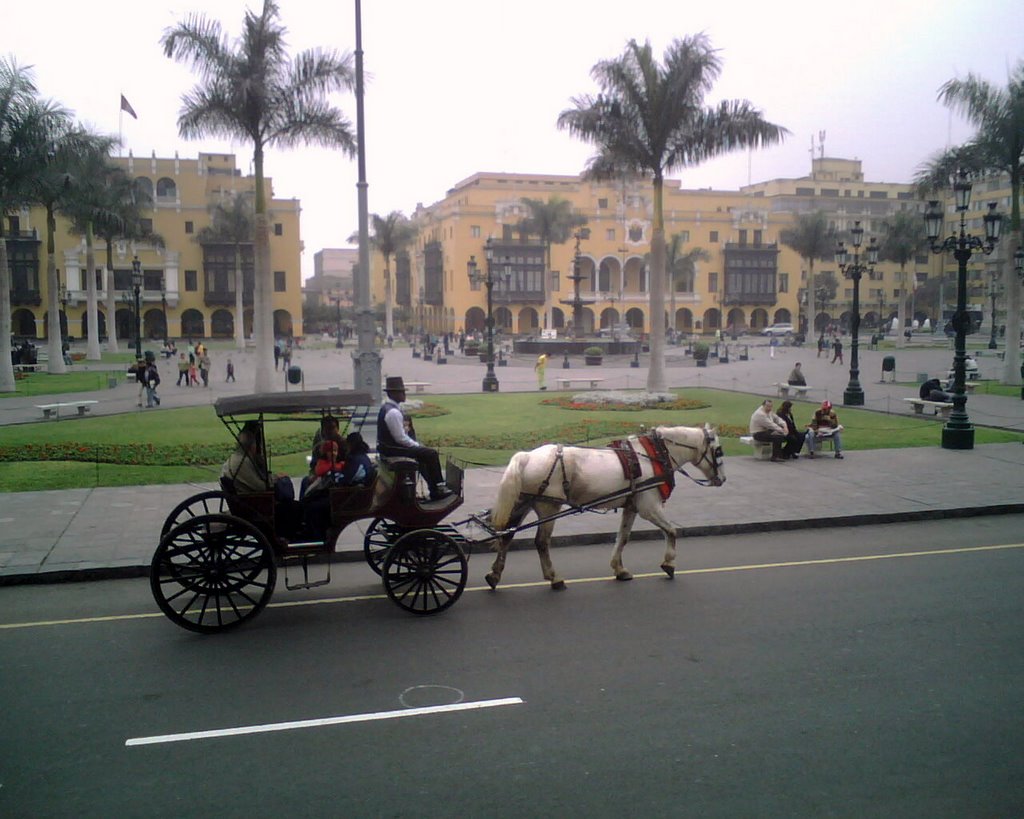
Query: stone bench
555,377,605,390
904,398,954,418
739,435,772,460
36,400,99,420
774,382,811,398
404,381,431,393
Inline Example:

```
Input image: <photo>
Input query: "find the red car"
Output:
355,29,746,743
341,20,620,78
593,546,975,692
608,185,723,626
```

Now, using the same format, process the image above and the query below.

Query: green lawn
2,370,126,397
0,388,1021,492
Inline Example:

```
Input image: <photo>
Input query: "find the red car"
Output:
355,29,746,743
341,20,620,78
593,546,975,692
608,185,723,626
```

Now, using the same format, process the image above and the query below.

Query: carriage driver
377,376,453,500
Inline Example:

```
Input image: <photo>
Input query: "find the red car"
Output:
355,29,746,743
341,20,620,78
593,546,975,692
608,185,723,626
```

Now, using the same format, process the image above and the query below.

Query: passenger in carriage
377,376,452,500
220,421,303,534
337,432,376,486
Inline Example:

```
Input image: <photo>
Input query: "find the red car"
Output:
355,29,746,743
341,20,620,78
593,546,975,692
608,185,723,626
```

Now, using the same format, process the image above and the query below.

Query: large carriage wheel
382,529,468,615
150,514,277,634
363,517,409,576
160,491,232,539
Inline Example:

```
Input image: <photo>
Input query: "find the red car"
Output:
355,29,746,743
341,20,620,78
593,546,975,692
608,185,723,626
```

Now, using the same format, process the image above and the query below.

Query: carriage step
283,553,332,590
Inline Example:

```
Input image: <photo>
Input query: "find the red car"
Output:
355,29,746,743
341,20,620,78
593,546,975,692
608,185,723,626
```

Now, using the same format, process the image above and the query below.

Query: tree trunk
647,177,666,393
85,223,101,360
234,244,245,350
896,264,907,350
105,240,119,353
1002,232,1022,385
45,206,67,374
0,239,15,392
252,143,275,393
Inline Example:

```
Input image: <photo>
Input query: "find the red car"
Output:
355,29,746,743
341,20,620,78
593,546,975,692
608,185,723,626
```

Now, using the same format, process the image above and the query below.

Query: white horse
485,424,725,590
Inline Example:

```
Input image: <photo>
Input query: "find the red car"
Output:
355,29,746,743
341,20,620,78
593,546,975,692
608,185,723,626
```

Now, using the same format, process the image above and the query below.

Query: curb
3,502,1022,587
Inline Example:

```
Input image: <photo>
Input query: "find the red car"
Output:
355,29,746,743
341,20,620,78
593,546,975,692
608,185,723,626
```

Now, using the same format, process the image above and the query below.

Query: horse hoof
661,564,675,579
485,573,499,590
615,571,633,582
551,580,566,591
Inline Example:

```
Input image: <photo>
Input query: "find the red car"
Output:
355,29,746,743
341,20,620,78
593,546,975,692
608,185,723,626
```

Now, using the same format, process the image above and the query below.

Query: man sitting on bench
377,376,452,500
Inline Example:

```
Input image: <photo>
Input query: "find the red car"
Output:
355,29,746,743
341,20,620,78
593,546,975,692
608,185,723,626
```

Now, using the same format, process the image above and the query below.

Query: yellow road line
2,541,1022,631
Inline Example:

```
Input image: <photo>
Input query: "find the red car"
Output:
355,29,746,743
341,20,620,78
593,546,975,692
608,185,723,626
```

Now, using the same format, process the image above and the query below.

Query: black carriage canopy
214,390,375,419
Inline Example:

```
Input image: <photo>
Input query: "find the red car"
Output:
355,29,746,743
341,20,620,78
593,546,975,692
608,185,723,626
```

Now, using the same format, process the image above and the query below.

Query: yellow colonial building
6,151,303,344
379,157,923,340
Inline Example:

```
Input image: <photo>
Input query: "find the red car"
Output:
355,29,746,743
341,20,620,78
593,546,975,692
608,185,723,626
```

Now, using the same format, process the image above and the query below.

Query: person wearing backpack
144,358,161,408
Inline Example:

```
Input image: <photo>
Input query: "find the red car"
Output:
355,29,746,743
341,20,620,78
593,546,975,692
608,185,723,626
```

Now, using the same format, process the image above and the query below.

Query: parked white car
761,323,794,337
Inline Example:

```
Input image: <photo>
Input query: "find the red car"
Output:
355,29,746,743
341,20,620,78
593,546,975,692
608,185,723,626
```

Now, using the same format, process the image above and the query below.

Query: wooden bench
36,400,99,420
556,377,605,390
739,435,772,461
404,381,431,393
947,370,980,381
904,398,953,418
774,382,811,398
13,363,43,374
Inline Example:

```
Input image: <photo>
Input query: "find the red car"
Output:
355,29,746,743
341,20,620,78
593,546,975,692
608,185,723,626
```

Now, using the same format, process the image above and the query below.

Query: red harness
637,434,675,501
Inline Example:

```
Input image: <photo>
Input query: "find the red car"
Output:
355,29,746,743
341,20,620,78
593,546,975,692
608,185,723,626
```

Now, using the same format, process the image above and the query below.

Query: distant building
305,248,357,307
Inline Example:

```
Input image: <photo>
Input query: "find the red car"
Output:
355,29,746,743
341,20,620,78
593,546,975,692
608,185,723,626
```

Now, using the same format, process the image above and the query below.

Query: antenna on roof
818,130,826,158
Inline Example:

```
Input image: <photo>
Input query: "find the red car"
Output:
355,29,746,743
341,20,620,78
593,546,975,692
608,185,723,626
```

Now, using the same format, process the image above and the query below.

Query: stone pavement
1,337,1022,584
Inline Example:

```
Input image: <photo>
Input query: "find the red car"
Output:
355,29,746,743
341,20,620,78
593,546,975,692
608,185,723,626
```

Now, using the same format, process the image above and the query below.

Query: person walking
831,337,844,365
144,357,161,408
273,338,282,371
226,357,235,382
176,353,189,386
817,333,826,358
535,353,549,390
199,351,211,387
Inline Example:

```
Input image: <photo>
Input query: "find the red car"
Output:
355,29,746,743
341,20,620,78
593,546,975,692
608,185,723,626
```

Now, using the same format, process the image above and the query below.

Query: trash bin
881,355,896,383
287,365,302,385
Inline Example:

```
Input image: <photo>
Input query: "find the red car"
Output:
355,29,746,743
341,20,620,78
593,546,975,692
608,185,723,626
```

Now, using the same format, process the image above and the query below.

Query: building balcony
493,289,545,305
10,288,42,306
722,293,777,306
204,291,254,307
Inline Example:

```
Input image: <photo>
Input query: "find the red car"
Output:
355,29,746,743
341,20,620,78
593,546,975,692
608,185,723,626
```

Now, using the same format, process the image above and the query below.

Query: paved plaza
1,337,1022,582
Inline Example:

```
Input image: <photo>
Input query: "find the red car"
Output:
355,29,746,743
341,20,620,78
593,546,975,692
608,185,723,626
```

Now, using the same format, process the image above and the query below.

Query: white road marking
399,685,464,708
125,697,524,747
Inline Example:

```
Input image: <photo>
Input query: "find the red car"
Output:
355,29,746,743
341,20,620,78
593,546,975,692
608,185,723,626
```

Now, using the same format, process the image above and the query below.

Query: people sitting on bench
806,400,844,459
377,375,452,500
787,362,807,386
920,378,952,403
749,398,788,463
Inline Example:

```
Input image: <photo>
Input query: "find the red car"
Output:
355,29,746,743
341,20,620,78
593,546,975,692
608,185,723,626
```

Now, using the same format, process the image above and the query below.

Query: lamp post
467,238,510,392
835,221,878,406
160,286,167,342
131,255,143,359
58,281,67,343
1015,248,1024,400
988,270,1000,350
333,290,344,348
924,169,1003,450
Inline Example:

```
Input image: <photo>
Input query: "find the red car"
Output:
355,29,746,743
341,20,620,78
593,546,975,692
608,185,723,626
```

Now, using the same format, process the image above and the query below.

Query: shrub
692,342,710,360
583,346,603,357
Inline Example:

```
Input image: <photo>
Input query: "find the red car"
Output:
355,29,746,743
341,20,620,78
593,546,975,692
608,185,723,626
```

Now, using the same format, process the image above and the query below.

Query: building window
753,229,763,245
677,230,690,243
471,225,481,238
156,177,177,198
185,221,193,234
598,198,608,209
738,229,747,245
779,273,788,293
709,230,719,243
184,270,197,291
502,224,513,242
550,271,559,292
606,228,615,241
274,271,286,292
708,272,718,293
274,223,283,236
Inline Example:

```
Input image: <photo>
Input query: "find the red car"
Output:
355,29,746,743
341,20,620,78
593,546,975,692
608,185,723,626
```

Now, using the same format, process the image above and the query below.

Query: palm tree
879,210,928,349
666,235,708,333
780,210,834,337
558,35,786,392
163,0,357,392
937,63,1024,385
517,196,588,328
196,192,255,349
349,211,416,339
0,58,48,392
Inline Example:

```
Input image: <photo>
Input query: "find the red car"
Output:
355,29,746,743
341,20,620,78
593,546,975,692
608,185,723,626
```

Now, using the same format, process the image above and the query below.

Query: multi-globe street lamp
834,221,878,407
923,169,1003,450
467,237,511,392
131,255,143,359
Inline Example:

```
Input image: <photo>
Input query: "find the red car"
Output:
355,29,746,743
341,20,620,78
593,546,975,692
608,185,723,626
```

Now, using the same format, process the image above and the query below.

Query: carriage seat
218,476,276,528
376,456,421,502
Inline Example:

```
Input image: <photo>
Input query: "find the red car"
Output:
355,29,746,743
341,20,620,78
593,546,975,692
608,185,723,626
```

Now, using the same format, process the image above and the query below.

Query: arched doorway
243,308,254,338
750,308,770,329
80,310,107,341
144,308,166,340
814,312,831,332
703,308,721,331
625,307,645,332
676,308,693,331
464,306,485,334
551,308,565,330
773,308,792,324
181,309,205,338
116,308,134,342
726,308,746,334
41,310,68,341
273,309,292,338
578,308,595,335
518,307,539,334
494,307,513,332
600,308,620,329
211,309,234,338
12,309,37,337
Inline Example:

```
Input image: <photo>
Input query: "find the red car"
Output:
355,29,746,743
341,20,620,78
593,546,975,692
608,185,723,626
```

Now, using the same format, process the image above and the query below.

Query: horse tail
490,451,529,530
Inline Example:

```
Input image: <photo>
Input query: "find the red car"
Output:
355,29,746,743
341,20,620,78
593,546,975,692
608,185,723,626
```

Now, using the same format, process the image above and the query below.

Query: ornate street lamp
835,221,879,406
160,285,167,342
924,169,1003,449
988,270,1001,350
467,237,511,392
131,255,143,359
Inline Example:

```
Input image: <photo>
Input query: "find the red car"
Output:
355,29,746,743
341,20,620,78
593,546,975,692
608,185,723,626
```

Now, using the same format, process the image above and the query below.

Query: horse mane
490,450,530,529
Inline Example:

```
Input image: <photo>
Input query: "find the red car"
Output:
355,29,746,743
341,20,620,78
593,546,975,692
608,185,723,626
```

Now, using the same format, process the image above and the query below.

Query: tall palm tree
196,192,255,349
518,196,588,328
558,35,786,392
780,210,834,336
937,63,1024,385
666,235,708,333
0,58,48,392
350,211,416,339
879,210,928,349
163,0,357,392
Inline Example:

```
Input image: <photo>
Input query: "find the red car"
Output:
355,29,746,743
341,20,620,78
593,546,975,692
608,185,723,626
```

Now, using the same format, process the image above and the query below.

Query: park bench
739,435,772,461
774,382,811,398
555,377,605,390
403,381,431,393
36,400,99,420
947,369,980,381
13,363,43,374
903,398,953,418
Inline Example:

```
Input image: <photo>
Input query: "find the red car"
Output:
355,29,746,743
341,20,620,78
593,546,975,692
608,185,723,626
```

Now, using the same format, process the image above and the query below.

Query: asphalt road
2,516,1023,818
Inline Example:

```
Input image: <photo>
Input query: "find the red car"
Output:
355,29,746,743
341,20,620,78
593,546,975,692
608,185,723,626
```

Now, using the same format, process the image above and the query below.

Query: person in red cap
806,399,844,458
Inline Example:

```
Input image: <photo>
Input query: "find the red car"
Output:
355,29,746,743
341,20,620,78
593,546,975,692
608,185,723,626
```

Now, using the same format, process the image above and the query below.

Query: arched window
156,177,177,199
134,177,154,201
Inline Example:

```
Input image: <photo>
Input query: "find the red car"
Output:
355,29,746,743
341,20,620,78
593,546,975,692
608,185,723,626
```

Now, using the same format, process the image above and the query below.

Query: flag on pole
120,94,138,120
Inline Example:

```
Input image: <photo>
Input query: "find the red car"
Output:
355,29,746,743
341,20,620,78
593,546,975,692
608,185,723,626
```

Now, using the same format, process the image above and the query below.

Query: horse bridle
655,427,724,487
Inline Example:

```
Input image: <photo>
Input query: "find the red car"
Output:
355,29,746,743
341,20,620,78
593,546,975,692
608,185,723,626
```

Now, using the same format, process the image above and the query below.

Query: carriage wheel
363,517,408,576
150,514,277,634
382,529,467,616
160,491,232,539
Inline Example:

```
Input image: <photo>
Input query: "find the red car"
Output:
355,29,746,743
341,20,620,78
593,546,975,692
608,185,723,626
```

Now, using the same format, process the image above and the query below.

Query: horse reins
653,427,724,487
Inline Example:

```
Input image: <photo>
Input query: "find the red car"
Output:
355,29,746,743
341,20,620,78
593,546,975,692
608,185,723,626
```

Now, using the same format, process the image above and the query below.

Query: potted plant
464,340,480,357
584,345,603,366
693,341,710,367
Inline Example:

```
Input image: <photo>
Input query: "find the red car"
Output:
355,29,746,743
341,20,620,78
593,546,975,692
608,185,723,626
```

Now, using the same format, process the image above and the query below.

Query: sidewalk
2,338,1022,584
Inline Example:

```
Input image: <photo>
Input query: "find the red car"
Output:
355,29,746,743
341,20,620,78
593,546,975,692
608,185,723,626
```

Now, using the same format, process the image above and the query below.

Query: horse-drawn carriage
150,390,468,633
149,388,727,634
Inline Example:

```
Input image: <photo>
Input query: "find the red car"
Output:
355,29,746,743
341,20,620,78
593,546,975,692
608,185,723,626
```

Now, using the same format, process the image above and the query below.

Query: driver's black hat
384,376,406,393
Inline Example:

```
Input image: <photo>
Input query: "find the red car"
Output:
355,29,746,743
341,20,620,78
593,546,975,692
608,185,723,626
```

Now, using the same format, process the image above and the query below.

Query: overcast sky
6,0,1023,278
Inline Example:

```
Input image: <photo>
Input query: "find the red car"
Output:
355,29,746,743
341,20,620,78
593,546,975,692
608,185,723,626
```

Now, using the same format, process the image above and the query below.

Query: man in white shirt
749,399,788,463
376,376,452,500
